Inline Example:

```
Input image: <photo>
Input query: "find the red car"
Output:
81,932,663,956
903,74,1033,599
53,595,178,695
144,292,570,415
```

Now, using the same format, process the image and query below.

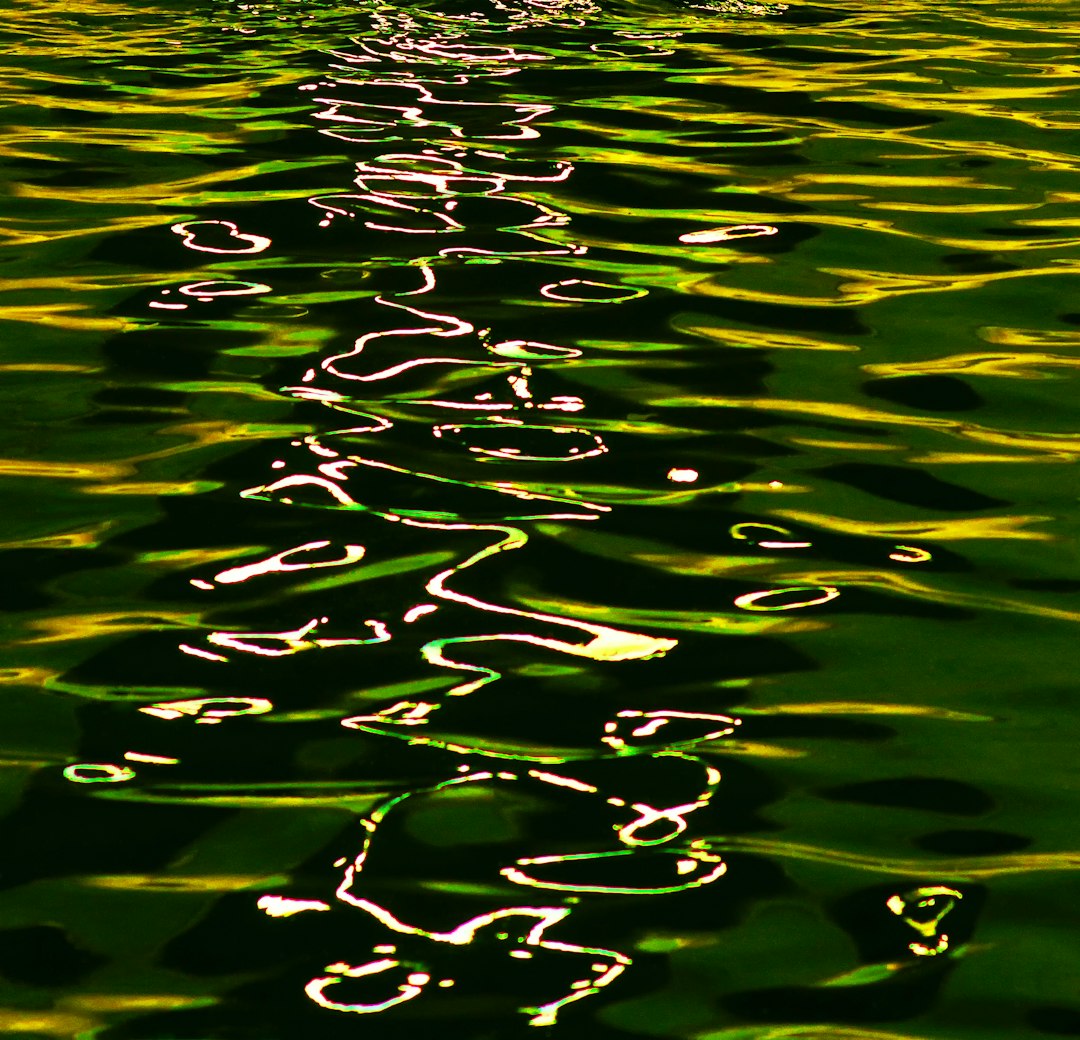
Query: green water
1,0,1079,1037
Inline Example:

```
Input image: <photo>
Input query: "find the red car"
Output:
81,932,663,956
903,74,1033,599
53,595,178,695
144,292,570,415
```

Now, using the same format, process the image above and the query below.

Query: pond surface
1,0,1079,1037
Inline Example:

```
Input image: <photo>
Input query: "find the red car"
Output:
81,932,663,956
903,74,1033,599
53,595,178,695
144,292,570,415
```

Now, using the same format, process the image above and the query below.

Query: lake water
2,0,1079,1037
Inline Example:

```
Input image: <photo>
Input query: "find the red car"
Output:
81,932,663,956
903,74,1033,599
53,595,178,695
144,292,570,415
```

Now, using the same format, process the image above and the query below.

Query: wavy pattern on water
2,0,1080,1037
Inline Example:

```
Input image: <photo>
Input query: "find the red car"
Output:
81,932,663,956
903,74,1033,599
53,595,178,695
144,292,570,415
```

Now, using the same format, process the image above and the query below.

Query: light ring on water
178,280,272,298
171,220,271,254
540,279,647,303
305,959,429,1014
679,224,778,244
730,522,811,549
734,586,840,611
63,763,136,784
890,545,932,563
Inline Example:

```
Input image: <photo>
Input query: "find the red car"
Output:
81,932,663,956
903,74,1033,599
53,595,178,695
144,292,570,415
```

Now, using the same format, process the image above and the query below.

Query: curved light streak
305,959,428,1013
889,545,933,563
171,220,271,254
178,280,271,298
600,709,740,753
396,520,676,694
678,224,778,244
539,279,647,303
63,763,135,783
501,848,727,895
730,522,812,549
734,586,840,611
209,541,367,587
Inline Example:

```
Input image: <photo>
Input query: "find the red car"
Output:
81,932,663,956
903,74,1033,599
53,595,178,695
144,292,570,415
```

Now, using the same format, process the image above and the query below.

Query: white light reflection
890,545,932,563
502,848,727,895
678,224,778,244
204,541,366,587
206,617,389,658
730,522,811,549
401,520,676,695
138,697,272,723
540,279,647,303
257,895,331,918
123,751,179,765
63,763,135,784
432,421,607,462
178,280,271,298
734,586,840,611
171,220,271,254
305,958,429,1014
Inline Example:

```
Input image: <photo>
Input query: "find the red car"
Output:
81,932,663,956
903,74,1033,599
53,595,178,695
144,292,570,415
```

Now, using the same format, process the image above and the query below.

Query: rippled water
2,0,1080,1036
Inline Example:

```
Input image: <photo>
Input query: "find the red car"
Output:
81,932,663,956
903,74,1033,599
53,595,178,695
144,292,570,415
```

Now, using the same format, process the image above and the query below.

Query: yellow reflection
711,836,1080,880
756,701,989,721
84,874,286,892
514,591,820,635
775,509,1052,542
765,566,1080,625
865,349,1080,380
887,886,962,957
0,1009,95,1037
698,1027,937,1040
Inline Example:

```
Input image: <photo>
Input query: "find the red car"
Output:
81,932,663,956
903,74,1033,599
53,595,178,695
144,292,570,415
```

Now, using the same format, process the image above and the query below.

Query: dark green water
1,0,1079,1037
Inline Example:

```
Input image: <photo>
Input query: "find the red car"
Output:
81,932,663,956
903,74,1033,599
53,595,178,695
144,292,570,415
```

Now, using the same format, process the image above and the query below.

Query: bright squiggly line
315,85,554,141
301,435,610,515
171,220,271,254
306,959,426,1013
540,279,646,303
393,520,675,694
206,617,389,658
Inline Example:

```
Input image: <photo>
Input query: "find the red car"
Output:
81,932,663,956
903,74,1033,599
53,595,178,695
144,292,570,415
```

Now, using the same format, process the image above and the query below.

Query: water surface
1,0,1079,1037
